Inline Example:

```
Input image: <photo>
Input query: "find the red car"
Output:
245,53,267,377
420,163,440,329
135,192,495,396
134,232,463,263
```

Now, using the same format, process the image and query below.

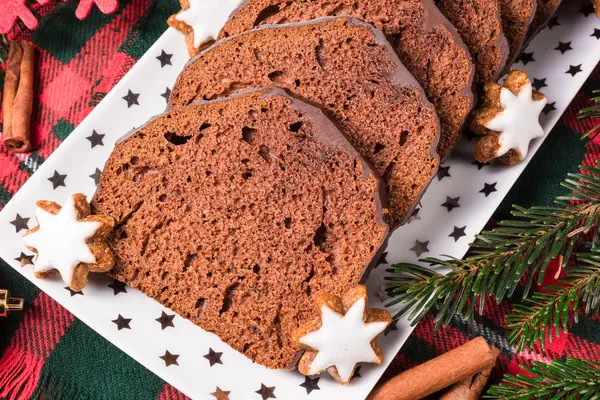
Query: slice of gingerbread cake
218,0,475,160
169,17,440,228
93,87,389,369
434,0,510,85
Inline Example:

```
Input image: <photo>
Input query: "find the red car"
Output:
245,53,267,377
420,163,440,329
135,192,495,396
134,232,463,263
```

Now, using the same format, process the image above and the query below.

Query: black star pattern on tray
86,130,105,148
156,50,172,67
407,207,421,224
300,376,320,395
543,101,557,115
592,29,600,40
449,226,467,242
65,286,83,296
255,384,276,400
156,311,175,329
480,182,497,197
375,252,388,268
204,348,223,366
441,196,460,212
518,52,535,65
48,170,67,189
161,87,171,102
112,314,132,330
14,252,34,266
9,214,29,233
123,90,140,108
159,350,179,367
436,165,451,181
555,41,573,54
211,387,230,400
410,240,429,257
471,160,489,170
108,279,127,295
547,16,560,29
566,64,583,77
580,4,595,17
89,168,102,185
384,321,398,336
532,78,547,91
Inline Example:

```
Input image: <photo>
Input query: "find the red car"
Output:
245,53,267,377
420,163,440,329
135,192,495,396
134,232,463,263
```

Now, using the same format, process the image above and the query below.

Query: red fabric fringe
0,293,75,399
0,347,44,400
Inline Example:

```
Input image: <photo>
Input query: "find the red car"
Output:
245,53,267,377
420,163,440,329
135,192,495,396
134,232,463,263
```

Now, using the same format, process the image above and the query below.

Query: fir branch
385,164,600,329
506,250,600,352
578,89,600,139
486,358,600,399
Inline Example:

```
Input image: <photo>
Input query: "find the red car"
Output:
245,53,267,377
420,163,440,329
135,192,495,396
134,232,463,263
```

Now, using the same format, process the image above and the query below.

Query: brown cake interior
435,0,510,85
93,88,389,369
219,0,474,159
170,17,440,227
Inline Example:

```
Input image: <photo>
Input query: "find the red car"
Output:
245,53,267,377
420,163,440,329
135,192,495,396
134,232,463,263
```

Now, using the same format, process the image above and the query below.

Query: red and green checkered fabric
0,2,599,399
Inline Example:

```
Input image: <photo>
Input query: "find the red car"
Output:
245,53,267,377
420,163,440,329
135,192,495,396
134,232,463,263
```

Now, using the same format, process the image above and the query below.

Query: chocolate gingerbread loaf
500,0,537,64
170,17,440,227
93,87,389,369
434,0,510,84
218,0,474,160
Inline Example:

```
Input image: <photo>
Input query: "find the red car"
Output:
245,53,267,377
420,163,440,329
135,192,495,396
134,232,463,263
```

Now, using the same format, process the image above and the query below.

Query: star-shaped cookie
22,193,115,291
470,70,547,165
291,285,391,385
167,0,243,57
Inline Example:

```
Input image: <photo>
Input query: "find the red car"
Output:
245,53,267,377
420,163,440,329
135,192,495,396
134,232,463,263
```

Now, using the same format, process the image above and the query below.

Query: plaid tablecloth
0,2,599,399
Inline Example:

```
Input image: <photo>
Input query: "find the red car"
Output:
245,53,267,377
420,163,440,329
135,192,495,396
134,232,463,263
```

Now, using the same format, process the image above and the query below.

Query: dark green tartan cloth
0,1,599,399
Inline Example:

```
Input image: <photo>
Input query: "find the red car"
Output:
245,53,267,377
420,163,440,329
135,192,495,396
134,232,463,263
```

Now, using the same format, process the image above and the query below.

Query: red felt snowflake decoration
0,0,44,34
72,0,119,20
0,0,119,34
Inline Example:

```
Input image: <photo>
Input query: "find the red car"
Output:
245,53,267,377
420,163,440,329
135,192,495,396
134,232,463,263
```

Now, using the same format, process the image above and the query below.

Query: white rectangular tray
0,2,598,399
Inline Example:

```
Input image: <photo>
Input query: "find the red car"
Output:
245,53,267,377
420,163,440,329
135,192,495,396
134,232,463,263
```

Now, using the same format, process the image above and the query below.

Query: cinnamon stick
367,337,499,400
2,41,22,150
438,368,493,400
6,41,34,152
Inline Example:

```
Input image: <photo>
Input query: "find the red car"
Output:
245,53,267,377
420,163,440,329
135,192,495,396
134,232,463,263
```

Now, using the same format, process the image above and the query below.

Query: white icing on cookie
299,297,388,383
23,196,100,286
175,0,243,48
485,82,547,161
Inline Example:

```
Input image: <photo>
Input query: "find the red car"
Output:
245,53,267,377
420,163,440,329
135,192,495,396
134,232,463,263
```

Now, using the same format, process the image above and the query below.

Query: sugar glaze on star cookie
292,285,391,384
301,296,388,383
23,196,100,285
175,0,243,48
22,193,115,291
470,70,547,165
486,81,547,161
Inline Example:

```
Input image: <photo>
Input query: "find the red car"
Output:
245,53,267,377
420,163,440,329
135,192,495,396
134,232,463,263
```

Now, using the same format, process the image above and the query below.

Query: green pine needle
578,89,600,139
506,250,600,352
385,164,600,332
486,358,600,399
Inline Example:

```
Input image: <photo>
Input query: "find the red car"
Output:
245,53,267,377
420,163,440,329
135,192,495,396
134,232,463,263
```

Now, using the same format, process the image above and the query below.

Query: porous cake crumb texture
170,17,440,227
219,0,474,159
93,89,389,369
